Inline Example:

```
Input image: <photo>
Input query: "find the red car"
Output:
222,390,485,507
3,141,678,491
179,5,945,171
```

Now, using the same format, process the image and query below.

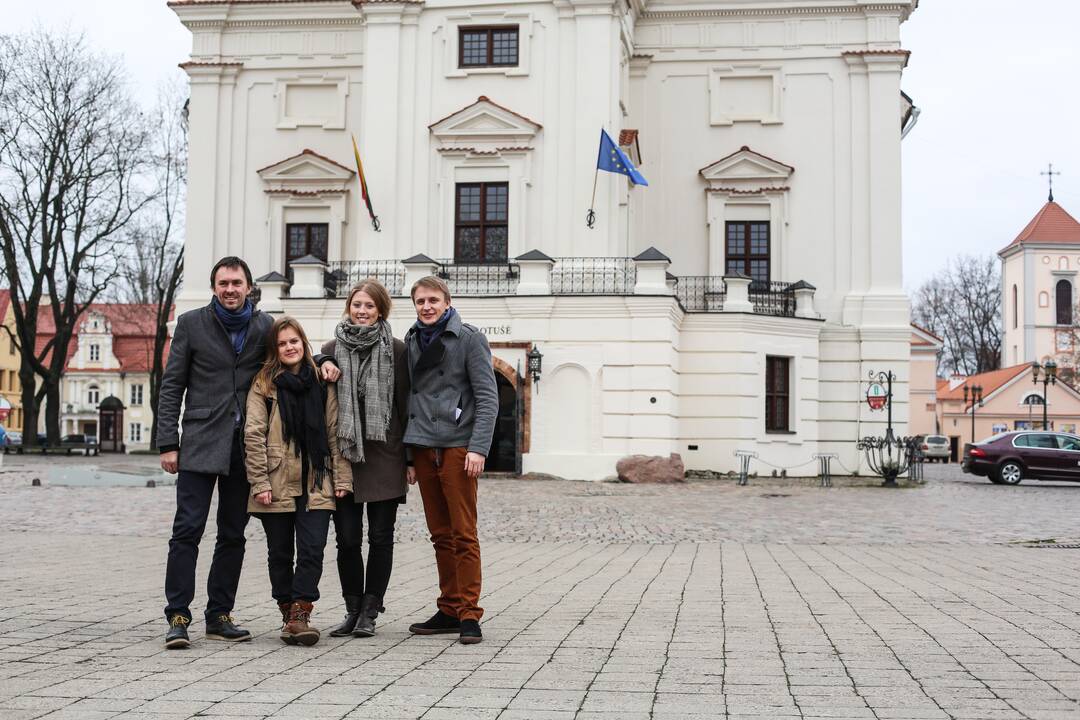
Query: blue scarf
415,306,456,352
211,297,253,355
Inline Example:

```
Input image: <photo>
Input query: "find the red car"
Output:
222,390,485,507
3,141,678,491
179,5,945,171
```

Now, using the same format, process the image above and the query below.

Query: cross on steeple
1041,163,1061,202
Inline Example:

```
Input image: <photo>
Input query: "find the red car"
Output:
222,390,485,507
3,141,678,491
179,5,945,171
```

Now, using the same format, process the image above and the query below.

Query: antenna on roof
1041,162,1061,202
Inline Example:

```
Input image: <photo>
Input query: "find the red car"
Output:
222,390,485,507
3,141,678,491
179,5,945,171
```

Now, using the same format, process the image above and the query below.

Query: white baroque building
171,0,918,480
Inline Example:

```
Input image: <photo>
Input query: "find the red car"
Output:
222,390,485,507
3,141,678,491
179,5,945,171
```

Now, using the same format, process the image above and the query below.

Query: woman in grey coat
319,279,412,637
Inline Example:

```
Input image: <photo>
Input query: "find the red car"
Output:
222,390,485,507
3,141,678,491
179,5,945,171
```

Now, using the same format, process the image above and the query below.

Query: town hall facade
170,0,918,479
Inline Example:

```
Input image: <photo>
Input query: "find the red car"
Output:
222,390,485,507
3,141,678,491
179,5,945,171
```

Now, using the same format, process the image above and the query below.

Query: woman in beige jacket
244,316,351,646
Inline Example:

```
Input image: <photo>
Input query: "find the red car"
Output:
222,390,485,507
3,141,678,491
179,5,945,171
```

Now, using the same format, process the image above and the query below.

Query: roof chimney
948,374,966,390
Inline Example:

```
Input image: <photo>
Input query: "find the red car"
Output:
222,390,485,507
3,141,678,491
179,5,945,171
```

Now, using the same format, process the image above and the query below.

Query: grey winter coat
157,302,273,475
321,337,410,504
402,310,498,456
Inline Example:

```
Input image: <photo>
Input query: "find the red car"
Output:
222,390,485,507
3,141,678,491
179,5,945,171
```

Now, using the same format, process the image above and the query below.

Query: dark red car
962,431,1080,484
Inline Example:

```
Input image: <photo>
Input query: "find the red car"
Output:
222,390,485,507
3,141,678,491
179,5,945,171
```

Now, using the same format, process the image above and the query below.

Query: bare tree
0,30,150,444
912,255,1002,377
116,78,186,449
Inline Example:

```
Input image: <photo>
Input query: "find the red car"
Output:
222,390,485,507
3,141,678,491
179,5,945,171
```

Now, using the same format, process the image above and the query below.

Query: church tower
999,199,1080,367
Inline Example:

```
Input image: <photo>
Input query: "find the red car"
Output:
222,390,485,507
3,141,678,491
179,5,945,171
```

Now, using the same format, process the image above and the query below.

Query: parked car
919,434,951,462
962,431,1080,484
5,430,21,446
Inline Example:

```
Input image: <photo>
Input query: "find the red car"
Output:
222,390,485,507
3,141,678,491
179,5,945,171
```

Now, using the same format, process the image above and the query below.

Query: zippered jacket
402,311,498,456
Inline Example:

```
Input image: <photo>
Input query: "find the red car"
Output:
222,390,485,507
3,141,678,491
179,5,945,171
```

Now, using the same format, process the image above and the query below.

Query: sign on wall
866,382,888,411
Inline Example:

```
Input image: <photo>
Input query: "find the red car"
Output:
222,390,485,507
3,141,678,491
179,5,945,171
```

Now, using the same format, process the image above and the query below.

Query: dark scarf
414,306,456,352
273,363,332,491
211,297,253,355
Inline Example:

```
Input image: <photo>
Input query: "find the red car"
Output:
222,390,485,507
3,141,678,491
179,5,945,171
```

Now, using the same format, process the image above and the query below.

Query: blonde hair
410,275,452,303
344,278,392,321
254,316,319,392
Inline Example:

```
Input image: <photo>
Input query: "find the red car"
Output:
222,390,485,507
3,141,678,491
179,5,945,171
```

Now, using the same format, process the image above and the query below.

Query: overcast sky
6,0,1079,292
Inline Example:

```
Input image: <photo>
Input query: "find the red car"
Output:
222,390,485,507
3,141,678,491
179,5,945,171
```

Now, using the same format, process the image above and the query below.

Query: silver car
920,434,950,462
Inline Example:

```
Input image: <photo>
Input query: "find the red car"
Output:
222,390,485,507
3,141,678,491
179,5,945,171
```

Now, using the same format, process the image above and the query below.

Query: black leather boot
328,595,363,638
353,594,383,638
204,614,252,642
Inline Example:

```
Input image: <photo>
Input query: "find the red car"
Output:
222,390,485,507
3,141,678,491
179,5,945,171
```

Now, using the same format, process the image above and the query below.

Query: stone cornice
639,2,911,21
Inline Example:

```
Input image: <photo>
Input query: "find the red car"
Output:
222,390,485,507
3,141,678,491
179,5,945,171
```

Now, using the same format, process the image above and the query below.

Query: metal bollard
733,450,757,486
813,453,837,488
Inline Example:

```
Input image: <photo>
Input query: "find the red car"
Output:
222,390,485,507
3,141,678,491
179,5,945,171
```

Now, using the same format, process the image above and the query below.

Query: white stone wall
171,0,916,479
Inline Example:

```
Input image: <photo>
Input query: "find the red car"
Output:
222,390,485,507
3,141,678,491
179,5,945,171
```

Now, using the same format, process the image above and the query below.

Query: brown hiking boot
281,601,320,646
278,603,291,631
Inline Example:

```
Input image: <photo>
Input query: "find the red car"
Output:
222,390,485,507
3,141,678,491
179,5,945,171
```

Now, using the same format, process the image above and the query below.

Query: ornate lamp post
963,384,983,444
856,370,918,487
1031,360,1058,430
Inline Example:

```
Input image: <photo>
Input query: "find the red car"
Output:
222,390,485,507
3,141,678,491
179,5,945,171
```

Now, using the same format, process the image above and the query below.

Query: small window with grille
285,223,329,278
765,356,790,433
459,26,519,68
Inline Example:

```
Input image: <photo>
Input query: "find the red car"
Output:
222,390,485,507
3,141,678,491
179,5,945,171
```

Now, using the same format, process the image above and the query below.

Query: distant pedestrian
157,256,272,649
317,279,412,638
244,316,352,646
403,276,498,645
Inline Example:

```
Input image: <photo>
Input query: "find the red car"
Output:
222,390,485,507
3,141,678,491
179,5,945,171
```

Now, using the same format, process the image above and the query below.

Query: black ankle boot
353,594,383,638
328,595,363,637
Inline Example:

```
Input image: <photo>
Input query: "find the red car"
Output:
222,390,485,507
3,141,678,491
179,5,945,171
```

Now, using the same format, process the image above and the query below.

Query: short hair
410,275,452,304
344,278,392,320
210,256,253,288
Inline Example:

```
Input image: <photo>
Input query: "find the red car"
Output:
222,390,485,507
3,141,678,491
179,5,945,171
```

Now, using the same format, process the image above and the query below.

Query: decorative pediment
699,146,793,193
429,96,541,151
256,149,354,193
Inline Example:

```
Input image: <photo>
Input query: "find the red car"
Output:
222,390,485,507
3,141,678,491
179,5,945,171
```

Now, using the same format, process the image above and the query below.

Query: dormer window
460,27,519,68
89,344,100,362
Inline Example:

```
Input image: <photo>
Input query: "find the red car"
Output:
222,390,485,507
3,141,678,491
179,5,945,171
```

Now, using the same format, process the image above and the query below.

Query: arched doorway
98,396,125,452
487,372,521,473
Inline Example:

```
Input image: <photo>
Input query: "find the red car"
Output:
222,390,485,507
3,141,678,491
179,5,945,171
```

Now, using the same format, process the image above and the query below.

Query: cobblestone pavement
3,461,1080,719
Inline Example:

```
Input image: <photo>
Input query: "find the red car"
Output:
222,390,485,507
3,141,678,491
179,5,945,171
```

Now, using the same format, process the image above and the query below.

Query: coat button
410,413,415,419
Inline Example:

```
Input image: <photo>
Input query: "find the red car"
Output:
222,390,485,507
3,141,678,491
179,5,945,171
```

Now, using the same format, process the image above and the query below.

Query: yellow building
0,290,23,432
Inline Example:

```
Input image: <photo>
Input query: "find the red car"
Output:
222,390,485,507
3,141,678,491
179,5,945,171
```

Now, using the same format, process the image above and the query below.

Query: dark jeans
164,432,250,623
256,491,333,604
333,498,399,602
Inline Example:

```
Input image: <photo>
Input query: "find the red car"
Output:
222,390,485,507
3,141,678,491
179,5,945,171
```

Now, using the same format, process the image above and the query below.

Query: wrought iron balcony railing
326,260,407,297
749,281,797,317
673,276,727,312
436,261,520,296
549,257,636,295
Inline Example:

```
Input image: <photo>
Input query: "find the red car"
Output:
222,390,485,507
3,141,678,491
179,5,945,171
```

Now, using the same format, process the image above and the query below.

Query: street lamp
963,384,983,444
1031,359,1058,430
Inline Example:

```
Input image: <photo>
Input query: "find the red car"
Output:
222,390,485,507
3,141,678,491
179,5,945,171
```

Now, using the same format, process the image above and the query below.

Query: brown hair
410,275,452,303
344,278,392,321
254,316,319,392
210,256,253,288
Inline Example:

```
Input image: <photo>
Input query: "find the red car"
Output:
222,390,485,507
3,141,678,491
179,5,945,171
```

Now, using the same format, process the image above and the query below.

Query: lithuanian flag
351,134,380,232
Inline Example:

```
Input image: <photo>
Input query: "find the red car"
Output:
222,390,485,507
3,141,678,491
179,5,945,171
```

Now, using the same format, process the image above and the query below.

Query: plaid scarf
333,318,395,463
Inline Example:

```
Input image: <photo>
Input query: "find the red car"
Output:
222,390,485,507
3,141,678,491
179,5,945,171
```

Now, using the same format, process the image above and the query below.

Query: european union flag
596,129,648,186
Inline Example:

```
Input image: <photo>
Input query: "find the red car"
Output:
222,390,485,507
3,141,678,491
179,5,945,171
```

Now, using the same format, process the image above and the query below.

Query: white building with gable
170,0,919,479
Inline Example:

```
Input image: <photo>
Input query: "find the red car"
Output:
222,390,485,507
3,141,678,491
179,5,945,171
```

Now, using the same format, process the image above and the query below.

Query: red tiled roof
618,129,638,146
0,290,10,324
911,322,943,343
34,304,172,373
428,96,542,131
1001,201,1080,251
937,364,1030,402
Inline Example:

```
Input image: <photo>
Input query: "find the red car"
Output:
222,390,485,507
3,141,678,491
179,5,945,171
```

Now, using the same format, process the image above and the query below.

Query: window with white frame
129,423,142,443
130,384,144,406
89,344,100,362
87,385,100,406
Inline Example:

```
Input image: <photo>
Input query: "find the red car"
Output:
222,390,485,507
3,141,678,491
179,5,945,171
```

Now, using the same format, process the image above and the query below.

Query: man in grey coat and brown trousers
157,257,273,649
403,276,498,645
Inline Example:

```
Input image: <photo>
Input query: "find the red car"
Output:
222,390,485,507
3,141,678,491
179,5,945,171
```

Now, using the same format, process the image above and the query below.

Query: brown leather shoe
277,603,291,631
281,601,320,646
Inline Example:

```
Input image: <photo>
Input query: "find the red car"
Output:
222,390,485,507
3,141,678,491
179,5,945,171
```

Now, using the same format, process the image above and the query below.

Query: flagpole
586,167,599,229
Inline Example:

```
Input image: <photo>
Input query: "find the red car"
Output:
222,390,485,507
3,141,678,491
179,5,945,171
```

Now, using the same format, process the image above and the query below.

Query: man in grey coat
402,276,498,645
157,256,272,649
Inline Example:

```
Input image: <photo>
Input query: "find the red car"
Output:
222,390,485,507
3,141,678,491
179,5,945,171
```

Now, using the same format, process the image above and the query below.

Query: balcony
258,250,817,319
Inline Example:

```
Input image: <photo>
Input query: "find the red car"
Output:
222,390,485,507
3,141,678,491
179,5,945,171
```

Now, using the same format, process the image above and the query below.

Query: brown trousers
413,447,483,621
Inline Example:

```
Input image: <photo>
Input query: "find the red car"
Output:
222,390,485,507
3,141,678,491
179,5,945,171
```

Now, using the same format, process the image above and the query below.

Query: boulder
616,453,685,484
